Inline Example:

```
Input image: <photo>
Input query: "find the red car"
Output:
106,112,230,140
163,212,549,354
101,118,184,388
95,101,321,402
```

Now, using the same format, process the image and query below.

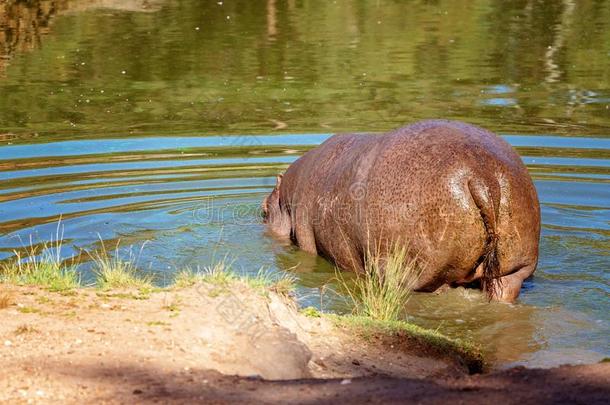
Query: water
0,0,608,368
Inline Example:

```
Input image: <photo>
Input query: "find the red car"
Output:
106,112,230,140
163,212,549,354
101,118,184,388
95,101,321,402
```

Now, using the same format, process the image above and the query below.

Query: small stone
351,359,360,366
133,389,143,395
4,340,12,346
340,379,352,385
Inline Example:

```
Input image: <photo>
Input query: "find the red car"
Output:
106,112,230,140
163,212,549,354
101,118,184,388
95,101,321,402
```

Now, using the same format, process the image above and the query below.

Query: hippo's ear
262,174,283,220
261,194,270,217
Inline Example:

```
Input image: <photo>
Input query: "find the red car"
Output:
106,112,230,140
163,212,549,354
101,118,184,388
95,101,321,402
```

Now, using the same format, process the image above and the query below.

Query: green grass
0,237,80,292
0,229,157,292
172,269,202,288
146,320,170,327
36,296,52,305
301,306,322,318
17,306,40,314
336,243,421,322
200,258,238,286
96,291,151,300
330,314,484,373
90,241,154,290
172,259,296,297
171,259,236,293
243,268,296,297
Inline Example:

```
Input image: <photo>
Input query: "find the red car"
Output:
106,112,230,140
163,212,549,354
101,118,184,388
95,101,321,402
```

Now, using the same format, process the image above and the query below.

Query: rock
195,290,313,380
242,326,312,380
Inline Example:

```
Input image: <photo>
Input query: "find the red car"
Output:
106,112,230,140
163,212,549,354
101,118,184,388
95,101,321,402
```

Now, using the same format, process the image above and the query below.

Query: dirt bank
0,283,608,404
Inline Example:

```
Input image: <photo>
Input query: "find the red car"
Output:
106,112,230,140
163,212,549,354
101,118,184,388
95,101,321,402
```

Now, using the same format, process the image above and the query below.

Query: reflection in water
266,0,277,40
543,0,574,84
0,0,608,368
0,0,58,74
0,0,164,75
0,0,609,140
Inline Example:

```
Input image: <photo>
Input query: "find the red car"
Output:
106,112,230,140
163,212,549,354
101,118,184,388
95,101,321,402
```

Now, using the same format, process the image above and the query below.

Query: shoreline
1,282,608,403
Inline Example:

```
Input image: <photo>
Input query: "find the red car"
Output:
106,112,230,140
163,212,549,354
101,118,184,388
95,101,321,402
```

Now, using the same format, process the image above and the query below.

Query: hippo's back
281,132,376,209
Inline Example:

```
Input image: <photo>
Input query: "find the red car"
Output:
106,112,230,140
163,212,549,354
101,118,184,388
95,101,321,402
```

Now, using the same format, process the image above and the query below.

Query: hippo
262,120,540,302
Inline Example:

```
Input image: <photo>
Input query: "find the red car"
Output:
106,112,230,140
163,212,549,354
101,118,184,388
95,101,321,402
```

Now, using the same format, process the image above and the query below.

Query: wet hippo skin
263,120,541,302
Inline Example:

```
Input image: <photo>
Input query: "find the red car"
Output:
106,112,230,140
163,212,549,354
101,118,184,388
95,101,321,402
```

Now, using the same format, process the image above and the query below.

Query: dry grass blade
0,291,13,309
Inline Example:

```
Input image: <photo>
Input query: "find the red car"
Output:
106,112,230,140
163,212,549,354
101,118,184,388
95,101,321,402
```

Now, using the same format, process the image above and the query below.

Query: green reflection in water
1,0,609,142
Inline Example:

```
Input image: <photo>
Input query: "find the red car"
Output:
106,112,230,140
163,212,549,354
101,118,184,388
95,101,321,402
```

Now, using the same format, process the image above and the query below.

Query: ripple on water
0,132,608,368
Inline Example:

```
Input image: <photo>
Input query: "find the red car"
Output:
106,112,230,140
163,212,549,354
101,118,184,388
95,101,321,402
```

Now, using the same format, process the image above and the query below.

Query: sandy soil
0,283,608,404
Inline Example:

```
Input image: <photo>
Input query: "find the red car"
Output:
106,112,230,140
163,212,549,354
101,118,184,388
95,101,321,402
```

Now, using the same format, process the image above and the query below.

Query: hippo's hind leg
295,225,317,254
489,262,536,302
292,207,317,254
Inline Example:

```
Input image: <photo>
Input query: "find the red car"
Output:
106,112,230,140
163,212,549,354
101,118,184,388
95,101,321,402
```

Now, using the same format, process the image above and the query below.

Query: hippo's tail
468,178,501,300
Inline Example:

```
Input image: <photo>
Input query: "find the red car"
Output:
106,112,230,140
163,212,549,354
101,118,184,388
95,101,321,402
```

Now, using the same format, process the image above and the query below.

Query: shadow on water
0,0,608,368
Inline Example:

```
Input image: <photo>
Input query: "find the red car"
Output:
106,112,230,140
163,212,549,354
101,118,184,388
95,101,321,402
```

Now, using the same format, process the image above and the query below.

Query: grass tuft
200,258,237,286
301,306,322,318
336,243,421,322
172,269,200,288
172,258,236,290
0,233,80,292
172,259,295,297
268,274,296,297
244,268,296,296
90,240,153,290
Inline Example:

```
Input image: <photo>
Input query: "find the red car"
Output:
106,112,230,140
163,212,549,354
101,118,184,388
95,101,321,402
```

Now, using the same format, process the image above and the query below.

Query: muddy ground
0,283,608,404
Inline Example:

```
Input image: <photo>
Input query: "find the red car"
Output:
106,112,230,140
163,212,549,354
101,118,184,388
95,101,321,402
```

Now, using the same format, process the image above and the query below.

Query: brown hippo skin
262,120,540,302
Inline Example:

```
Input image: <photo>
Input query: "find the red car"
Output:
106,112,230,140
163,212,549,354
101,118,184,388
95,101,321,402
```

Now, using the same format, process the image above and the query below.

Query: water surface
0,0,608,368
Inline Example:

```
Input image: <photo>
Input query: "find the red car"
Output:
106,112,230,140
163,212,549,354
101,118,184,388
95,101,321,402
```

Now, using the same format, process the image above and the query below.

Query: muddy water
0,0,608,368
